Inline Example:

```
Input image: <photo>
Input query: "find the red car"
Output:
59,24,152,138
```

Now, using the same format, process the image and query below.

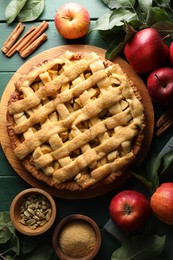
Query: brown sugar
59,219,97,258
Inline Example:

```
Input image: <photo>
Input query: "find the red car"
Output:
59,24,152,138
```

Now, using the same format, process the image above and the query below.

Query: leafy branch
130,151,173,194
111,234,166,260
0,212,54,260
91,0,173,60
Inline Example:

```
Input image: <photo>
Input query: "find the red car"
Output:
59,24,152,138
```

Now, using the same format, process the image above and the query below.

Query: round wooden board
0,45,154,199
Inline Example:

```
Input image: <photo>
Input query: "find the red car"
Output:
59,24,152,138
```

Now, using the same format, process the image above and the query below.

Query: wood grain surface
0,45,154,199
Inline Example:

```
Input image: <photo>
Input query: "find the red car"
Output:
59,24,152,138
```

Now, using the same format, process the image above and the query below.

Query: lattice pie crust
7,51,145,191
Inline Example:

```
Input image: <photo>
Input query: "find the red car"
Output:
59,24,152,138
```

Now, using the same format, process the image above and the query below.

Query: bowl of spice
52,214,101,260
10,188,56,236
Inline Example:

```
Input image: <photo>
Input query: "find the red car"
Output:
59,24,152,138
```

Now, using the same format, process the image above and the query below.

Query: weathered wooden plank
0,146,16,176
0,73,13,97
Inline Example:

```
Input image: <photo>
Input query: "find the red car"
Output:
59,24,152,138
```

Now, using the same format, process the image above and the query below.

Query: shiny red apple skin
109,190,151,232
150,183,173,225
124,28,169,73
147,67,173,106
54,2,90,39
170,42,173,67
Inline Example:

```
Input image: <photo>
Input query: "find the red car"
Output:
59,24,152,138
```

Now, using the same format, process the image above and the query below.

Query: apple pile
109,183,173,233
124,28,173,106
54,2,90,40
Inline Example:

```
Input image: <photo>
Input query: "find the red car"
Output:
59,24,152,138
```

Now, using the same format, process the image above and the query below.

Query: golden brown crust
7,51,145,191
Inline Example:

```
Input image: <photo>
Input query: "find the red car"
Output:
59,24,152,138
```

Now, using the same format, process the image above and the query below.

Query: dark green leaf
19,235,40,254
18,0,45,22
105,22,136,59
5,0,27,24
0,211,11,226
9,234,20,255
90,13,112,31
0,212,15,233
151,20,173,39
111,234,166,260
99,26,123,43
110,8,137,27
138,0,153,15
103,0,136,9
0,212,20,256
153,0,172,9
0,226,12,244
142,155,160,192
102,0,111,6
130,170,154,193
23,240,53,260
146,7,172,26
129,19,146,29
105,37,126,60
160,151,173,175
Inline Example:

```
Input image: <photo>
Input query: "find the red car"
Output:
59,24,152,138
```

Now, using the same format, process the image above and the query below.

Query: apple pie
7,51,145,191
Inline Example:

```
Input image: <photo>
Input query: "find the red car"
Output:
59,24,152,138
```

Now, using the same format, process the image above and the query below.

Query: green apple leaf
105,35,126,60
20,239,54,260
103,0,136,9
155,0,173,11
138,0,153,15
17,0,45,22
5,0,27,24
102,0,110,5
146,7,172,26
130,150,173,194
110,8,137,26
105,22,136,60
0,226,13,244
0,211,15,232
90,13,112,31
151,20,173,32
130,170,154,193
160,151,173,175
111,234,166,260
19,235,40,255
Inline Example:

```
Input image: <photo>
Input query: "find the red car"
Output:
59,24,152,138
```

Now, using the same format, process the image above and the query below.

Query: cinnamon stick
19,33,48,58
156,107,173,136
1,22,25,54
6,25,36,57
6,21,48,57
156,118,173,136
19,21,49,53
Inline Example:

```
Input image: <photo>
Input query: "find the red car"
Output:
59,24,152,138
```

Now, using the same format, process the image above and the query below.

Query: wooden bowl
52,214,101,260
10,188,56,236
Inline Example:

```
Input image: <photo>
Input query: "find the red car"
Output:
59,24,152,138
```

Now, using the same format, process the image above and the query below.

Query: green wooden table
1,1,173,259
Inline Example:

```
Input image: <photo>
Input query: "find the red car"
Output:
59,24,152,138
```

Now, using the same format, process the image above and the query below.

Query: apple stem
162,34,171,41
154,73,167,88
124,204,132,215
62,16,72,21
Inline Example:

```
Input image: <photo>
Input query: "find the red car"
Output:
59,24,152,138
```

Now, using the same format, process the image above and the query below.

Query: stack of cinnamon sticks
156,107,173,136
1,21,49,58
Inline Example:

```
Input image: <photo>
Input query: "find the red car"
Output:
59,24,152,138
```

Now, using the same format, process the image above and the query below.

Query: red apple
147,67,173,105
170,42,173,66
150,183,173,225
109,190,151,232
124,28,169,73
54,2,90,39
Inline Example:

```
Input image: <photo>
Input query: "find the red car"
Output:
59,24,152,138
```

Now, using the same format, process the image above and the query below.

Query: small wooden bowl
10,188,56,236
52,214,101,260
